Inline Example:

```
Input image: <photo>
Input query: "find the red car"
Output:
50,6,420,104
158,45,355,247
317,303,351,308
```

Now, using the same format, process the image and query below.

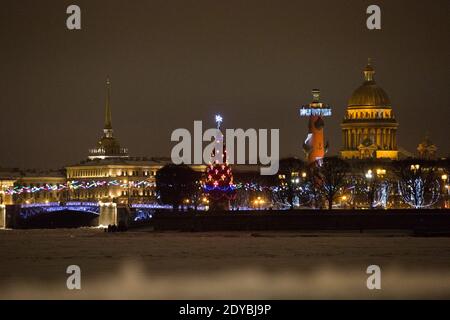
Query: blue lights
203,185,236,192
19,203,100,219
134,209,154,222
299,107,332,117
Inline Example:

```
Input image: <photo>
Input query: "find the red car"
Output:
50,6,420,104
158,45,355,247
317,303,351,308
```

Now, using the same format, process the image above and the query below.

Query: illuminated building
417,135,437,160
88,78,129,160
0,78,203,206
0,173,16,205
300,89,332,164
66,79,205,204
66,158,165,204
66,78,164,204
340,59,399,160
0,168,66,205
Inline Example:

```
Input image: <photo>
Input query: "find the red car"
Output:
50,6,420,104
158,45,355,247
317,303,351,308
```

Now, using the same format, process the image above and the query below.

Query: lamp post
183,198,190,211
341,195,347,209
442,174,449,208
365,169,374,209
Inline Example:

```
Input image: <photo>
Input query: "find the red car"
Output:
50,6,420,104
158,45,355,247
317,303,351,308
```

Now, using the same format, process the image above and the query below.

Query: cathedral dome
348,83,391,107
340,59,399,161
348,60,391,107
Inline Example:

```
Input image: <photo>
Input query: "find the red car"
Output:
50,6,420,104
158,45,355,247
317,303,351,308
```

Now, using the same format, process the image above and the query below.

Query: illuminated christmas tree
203,115,236,210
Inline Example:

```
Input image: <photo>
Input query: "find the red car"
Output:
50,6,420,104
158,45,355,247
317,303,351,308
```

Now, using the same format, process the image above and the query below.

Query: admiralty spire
340,59,399,160
88,78,129,160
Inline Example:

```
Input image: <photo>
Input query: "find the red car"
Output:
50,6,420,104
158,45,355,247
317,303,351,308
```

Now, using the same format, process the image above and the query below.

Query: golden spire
104,77,112,130
363,58,375,82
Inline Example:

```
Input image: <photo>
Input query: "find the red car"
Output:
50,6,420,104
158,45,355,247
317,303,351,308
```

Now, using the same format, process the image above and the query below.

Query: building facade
66,158,166,204
417,136,438,160
66,78,166,204
0,79,206,206
340,60,399,160
0,168,66,205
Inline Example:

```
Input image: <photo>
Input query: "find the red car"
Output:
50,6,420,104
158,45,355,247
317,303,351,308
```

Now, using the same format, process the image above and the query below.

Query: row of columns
0,205,5,229
343,128,397,150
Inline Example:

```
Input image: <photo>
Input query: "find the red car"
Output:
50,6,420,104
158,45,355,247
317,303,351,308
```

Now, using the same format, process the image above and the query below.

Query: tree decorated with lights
358,172,391,209
203,115,236,210
395,160,440,208
352,162,392,209
272,158,312,209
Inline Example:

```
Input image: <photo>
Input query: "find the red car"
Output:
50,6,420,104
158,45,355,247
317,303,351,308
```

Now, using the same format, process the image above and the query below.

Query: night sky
1,0,449,169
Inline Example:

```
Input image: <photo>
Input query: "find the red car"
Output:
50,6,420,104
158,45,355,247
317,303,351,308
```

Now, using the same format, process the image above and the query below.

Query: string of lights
5,180,155,195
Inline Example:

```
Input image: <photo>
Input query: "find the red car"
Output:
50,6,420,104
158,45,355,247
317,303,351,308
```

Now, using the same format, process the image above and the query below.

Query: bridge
0,202,158,229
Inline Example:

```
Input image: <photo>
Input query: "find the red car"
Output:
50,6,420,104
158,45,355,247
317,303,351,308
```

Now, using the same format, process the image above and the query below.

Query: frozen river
0,228,449,299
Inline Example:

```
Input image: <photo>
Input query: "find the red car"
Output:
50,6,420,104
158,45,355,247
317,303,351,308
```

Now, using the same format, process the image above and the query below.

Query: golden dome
348,60,391,107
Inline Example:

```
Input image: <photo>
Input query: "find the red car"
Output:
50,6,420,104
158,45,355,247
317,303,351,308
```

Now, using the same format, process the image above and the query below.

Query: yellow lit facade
0,179,15,205
10,172,66,205
66,160,163,203
340,60,399,160
1,168,69,205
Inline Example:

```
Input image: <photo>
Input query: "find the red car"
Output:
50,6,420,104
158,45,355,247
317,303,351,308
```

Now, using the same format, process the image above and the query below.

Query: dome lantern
363,58,375,82
348,59,391,107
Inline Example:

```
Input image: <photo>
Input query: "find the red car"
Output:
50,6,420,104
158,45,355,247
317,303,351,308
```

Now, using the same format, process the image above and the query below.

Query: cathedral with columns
340,59,399,160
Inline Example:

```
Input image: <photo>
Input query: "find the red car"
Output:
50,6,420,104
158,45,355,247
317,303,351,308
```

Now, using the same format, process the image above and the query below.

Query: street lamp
341,195,347,208
442,174,449,208
253,196,265,210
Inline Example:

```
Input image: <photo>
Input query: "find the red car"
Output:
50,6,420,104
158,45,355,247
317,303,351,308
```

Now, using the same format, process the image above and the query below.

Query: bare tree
155,164,200,211
310,157,349,210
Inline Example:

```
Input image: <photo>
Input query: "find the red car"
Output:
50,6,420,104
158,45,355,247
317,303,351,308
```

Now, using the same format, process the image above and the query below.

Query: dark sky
1,0,449,169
